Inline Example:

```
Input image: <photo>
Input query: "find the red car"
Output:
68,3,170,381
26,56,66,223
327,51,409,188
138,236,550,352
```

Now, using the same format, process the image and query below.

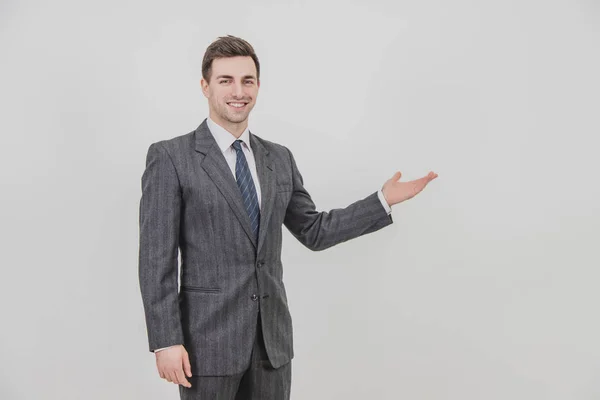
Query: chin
226,114,249,123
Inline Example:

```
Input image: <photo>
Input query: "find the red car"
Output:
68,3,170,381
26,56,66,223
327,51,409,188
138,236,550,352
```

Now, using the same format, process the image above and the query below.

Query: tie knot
232,140,244,152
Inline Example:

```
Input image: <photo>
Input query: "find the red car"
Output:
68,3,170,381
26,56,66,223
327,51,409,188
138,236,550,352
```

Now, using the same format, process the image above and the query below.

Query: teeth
229,103,245,108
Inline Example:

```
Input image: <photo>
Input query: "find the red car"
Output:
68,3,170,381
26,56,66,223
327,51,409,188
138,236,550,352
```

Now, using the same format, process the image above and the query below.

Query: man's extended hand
155,344,192,388
382,171,438,206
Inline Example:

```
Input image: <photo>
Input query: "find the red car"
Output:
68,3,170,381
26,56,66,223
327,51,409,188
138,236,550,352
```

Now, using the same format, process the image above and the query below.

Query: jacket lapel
251,131,275,256
194,119,276,253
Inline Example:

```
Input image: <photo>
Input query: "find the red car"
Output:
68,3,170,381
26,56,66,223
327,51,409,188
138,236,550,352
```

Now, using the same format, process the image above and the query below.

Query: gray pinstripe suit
138,118,394,379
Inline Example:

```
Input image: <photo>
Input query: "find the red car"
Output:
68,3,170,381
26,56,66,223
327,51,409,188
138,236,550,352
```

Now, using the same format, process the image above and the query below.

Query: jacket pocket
180,285,222,293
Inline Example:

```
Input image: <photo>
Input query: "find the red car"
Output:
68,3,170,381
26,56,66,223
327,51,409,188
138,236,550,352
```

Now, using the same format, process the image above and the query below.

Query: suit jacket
138,119,394,376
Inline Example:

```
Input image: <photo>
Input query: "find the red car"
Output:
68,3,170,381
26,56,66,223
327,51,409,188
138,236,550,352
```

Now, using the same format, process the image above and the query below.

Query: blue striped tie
232,140,260,242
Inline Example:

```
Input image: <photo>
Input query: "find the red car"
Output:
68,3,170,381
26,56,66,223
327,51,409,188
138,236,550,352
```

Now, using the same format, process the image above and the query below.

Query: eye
219,80,230,84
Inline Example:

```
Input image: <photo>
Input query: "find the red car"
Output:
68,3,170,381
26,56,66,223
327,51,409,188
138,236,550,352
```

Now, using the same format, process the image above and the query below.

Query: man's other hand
382,171,438,206
155,344,192,388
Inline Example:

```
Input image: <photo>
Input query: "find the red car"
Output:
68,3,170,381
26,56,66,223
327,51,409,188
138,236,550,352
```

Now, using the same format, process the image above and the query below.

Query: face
201,56,260,128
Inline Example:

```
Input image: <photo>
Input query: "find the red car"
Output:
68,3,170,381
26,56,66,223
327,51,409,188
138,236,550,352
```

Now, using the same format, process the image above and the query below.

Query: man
139,35,438,399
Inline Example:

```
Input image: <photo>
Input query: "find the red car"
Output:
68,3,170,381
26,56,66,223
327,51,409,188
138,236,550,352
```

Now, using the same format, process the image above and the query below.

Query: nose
231,81,244,98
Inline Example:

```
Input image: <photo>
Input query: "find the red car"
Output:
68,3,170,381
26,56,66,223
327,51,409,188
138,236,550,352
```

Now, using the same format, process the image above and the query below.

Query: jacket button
257,261,264,268
251,294,259,301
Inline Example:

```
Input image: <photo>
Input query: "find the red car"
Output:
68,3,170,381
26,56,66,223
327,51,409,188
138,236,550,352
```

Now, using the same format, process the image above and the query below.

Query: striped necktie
231,139,260,242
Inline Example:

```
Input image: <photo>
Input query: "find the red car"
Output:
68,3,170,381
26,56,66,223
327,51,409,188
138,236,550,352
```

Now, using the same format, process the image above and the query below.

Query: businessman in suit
139,35,438,399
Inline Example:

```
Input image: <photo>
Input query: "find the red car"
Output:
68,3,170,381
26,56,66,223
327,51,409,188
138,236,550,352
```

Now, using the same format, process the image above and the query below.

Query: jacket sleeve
282,146,393,251
138,142,184,352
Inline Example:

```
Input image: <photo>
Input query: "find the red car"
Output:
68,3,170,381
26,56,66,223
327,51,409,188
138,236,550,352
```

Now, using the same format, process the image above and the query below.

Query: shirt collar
206,117,252,154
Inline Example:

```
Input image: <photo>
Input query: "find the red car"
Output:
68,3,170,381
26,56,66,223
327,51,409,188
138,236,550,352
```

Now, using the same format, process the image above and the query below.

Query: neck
209,113,247,138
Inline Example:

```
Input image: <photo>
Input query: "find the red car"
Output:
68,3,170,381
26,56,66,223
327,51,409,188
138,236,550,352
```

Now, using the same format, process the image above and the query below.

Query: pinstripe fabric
178,312,291,400
139,119,394,378
232,139,260,243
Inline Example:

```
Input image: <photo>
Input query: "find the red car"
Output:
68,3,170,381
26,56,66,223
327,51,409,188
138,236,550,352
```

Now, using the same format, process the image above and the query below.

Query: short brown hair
202,35,260,83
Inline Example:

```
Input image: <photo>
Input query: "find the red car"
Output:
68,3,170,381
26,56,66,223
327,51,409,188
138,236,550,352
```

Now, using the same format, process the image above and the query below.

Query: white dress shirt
154,118,391,352
206,117,262,205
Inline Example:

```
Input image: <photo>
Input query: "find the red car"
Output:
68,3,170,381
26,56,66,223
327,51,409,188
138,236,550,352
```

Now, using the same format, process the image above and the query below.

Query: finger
412,180,427,195
420,174,434,185
175,368,192,388
171,370,180,384
413,177,428,187
412,181,423,195
166,371,175,383
183,353,192,378
418,174,437,191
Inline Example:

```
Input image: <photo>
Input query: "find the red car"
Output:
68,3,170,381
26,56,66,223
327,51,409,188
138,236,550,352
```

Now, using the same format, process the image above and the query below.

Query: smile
227,102,247,109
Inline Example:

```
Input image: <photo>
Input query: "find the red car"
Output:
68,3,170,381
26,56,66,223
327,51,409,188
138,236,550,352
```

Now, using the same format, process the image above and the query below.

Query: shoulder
251,133,293,160
147,130,195,157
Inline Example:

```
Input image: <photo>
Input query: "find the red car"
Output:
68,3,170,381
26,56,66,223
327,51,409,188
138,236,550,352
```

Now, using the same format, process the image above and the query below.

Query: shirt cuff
377,189,392,215
154,345,177,353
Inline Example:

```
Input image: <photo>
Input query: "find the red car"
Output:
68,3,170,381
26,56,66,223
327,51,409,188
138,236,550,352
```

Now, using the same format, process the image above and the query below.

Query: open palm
382,171,438,206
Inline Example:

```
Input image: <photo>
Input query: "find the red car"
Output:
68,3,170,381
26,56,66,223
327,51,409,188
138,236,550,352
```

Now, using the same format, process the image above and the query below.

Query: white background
1,0,599,399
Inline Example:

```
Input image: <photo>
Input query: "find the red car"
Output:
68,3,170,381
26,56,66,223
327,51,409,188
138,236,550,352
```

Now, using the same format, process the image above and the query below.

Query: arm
283,147,393,251
138,142,184,352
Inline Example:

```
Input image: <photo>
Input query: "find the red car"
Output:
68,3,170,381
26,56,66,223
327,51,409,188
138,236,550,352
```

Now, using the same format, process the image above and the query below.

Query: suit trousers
179,311,292,400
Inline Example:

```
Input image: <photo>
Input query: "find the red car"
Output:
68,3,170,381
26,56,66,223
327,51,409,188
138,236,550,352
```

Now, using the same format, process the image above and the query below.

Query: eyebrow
215,75,257,80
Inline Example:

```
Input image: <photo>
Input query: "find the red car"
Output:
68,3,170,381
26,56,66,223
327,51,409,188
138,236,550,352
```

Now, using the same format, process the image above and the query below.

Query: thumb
183,352,192,377
391,171,402,181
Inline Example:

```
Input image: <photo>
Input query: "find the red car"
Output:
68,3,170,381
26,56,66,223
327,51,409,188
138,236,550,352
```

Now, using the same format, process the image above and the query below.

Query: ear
200,78,209,98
